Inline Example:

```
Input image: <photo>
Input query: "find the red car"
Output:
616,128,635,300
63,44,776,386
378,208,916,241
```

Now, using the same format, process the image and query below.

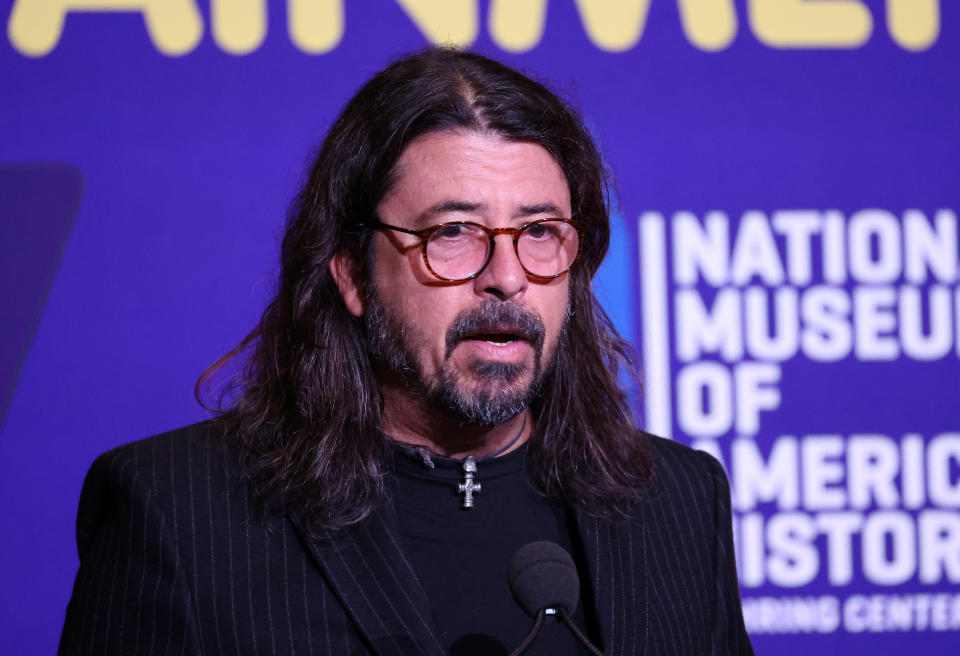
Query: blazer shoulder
647,432,725,472
642,433,730,507
99,418,223,465
88,419,237,486
75,419,238,552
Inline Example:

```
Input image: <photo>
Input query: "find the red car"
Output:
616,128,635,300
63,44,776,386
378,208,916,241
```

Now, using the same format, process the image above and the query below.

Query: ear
329,252,365,317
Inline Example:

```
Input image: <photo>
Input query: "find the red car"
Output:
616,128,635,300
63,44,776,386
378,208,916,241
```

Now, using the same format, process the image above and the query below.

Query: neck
379,381,532,460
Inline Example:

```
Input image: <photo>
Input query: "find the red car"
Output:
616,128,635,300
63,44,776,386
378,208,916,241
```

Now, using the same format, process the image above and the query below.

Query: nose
473,234,528,301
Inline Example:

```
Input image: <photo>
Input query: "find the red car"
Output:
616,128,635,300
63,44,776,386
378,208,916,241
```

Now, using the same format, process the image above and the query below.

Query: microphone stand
506,609,545,656
558,607,605,656
507,607,606,656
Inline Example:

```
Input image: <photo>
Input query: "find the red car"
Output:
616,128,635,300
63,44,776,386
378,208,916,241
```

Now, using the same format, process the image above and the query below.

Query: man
60,48,753,655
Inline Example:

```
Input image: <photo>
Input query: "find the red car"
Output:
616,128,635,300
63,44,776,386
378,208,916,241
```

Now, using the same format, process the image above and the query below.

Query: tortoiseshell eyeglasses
370,218,585,282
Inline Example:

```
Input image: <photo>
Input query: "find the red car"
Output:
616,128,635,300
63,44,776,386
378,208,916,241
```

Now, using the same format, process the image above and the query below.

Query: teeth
485,340,514,347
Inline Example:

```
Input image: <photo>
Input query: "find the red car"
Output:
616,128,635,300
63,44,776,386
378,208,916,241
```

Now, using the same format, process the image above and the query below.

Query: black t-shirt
389,442,595,655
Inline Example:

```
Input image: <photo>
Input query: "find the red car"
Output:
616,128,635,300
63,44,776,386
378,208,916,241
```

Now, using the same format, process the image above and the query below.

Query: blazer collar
291,498,648,656
291,503,447,656
575,507,649,656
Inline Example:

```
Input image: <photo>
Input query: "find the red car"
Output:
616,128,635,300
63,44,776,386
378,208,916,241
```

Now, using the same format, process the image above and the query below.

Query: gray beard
363,290,553,426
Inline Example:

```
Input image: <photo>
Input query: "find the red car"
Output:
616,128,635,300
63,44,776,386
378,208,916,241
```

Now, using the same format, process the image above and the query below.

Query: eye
435,223,469,240
523,222,555,240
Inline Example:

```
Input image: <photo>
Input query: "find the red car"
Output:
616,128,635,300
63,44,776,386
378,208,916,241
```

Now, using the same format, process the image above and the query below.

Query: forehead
380,130,572,224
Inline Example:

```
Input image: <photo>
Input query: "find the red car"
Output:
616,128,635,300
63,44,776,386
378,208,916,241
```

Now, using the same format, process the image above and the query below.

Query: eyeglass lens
425,220,580,280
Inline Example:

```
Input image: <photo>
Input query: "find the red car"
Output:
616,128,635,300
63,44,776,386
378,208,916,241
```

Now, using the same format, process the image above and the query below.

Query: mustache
445,301,546,357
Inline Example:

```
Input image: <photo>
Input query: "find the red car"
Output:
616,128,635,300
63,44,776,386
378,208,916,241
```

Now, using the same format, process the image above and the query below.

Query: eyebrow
415,200,565,225
516,202,565,217
418,201,486,222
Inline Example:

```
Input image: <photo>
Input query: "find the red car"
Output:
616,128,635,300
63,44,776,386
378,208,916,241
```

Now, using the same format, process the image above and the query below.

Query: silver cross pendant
457,456,481,509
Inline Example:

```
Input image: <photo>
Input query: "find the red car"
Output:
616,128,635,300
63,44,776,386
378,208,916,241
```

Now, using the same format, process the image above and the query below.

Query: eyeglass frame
367,217,587,282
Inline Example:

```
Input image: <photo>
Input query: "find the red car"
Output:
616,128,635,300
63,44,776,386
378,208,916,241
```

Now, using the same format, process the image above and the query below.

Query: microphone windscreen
508,541,580,617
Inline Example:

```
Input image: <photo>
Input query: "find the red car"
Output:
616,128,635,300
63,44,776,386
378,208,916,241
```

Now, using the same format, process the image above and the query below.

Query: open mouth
467,332,523,347
445,303,546,359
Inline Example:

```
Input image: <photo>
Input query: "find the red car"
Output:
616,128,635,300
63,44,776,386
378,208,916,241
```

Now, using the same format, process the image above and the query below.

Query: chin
468,358,529,384
439,394,530,427
430,373,538,427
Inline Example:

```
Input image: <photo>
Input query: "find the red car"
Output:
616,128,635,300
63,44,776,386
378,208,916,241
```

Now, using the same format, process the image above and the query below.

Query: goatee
364,292,554,426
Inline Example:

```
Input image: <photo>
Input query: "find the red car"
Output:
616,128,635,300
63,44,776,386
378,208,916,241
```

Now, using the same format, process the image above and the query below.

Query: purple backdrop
2,1,958,653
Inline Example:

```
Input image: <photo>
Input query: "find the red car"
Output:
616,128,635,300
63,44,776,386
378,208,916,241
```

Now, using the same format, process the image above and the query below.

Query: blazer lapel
575,507,648,656
291,505,446,656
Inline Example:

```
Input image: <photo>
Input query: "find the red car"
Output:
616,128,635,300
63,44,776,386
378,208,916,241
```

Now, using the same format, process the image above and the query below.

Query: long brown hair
198,48,651,538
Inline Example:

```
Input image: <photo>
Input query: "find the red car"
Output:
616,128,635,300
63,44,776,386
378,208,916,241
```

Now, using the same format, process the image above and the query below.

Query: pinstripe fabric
60,421,752,655
60,422,360,655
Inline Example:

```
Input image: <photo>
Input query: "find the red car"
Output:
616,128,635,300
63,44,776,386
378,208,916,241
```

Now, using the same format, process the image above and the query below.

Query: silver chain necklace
456,416,527,509
391,416,528,510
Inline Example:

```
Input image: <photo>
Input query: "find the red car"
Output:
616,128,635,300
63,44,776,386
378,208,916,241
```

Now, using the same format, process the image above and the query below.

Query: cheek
538,282,572,352
374,277,460,356
549,279,572,325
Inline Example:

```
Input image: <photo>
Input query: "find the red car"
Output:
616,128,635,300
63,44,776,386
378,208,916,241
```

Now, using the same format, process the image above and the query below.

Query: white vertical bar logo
639,212,672,438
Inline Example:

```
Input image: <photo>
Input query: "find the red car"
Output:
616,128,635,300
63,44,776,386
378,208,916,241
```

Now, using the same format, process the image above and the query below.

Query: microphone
508,541,580,617
507,542,605,656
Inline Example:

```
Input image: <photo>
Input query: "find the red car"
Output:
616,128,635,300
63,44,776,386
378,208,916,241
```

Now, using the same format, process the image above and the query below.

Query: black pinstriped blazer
59,421,753,655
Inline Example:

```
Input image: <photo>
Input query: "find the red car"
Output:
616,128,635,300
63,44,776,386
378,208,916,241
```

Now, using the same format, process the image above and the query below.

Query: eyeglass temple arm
368,220,424,237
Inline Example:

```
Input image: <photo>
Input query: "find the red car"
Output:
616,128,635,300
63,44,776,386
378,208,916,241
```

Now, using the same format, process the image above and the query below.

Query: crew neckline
389,439,527,482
